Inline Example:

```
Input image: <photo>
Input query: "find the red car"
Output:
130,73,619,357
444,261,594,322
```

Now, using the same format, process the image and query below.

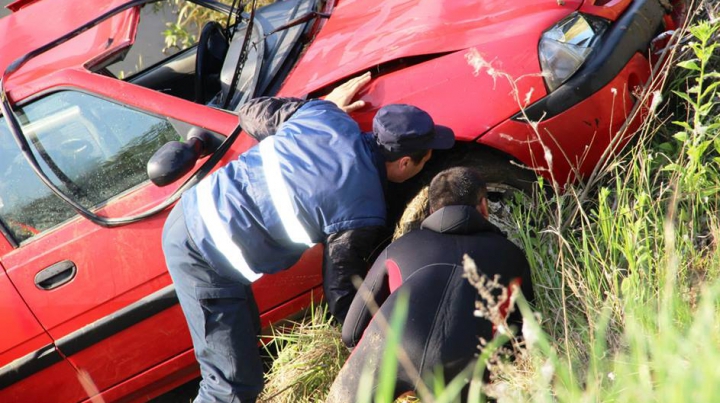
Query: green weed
485,5,720,402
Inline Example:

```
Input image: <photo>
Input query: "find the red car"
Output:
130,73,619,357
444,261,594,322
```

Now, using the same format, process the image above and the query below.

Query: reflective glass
0,91,179,243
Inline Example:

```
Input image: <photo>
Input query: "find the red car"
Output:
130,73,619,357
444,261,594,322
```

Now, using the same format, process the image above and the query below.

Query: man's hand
324,72,372,113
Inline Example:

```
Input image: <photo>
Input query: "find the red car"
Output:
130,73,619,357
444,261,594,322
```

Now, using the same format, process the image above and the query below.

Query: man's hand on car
324,72,371,113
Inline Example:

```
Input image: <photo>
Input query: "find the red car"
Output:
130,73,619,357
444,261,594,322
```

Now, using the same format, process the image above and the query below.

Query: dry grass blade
393,186,429,240
260,307,349,403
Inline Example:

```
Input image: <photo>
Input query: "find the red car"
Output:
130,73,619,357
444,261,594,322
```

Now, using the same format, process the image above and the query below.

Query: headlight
539,13,609,92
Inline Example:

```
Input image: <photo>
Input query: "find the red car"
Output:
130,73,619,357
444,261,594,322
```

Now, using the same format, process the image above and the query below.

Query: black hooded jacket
327,205,534,401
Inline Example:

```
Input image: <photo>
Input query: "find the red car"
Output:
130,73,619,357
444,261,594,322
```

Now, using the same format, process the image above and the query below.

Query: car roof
0,0,135,100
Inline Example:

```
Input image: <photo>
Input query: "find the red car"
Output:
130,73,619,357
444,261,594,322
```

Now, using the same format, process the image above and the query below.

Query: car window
95,0,313,111
105,0,229,79
0,91,180,244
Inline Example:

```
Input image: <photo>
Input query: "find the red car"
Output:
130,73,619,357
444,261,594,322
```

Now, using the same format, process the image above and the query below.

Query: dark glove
323,226,389,323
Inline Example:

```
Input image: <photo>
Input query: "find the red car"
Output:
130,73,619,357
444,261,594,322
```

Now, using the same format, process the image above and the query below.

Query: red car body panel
336,42,547,142
0,0,137,101
2,360,88,403
0,275,46,362
580,0,633,20
480,53,652,184
98,349,200,403
0,271,89,402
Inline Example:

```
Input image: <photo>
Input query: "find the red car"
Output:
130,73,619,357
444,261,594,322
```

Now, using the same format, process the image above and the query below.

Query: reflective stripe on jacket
182,99,387,279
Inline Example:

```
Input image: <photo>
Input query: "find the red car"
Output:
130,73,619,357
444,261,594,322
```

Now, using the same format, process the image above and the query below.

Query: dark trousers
162,203,263,403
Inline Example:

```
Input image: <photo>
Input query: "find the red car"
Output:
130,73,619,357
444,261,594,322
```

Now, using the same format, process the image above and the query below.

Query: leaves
673,131,689,142
677,59,701,71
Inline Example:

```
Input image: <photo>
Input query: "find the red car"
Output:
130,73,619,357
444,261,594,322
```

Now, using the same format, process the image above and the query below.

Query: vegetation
260,307,349,403
160,0,274,51
488,10,720,402
261,2,720,402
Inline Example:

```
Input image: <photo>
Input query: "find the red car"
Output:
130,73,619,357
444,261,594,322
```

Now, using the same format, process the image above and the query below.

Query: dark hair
382,148,430,164
428,166,487,212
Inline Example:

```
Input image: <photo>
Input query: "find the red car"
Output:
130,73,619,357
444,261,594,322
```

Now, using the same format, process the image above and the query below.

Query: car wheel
390,146,539,246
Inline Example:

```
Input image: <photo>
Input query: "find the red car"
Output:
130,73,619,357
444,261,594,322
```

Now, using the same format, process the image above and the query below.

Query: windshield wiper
266,11,330,37
223,0,258,109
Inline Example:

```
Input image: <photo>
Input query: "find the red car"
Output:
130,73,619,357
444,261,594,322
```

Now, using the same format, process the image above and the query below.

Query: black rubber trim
514,0,665,122
0,220,18,249
0,285,177,389
0,344,62,390
55,284,178,356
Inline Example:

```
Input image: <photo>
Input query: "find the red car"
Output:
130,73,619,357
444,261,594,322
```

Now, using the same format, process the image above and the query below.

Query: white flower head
650,90,663,113
522,321,538,349
542,144,553,168
541,359,555,382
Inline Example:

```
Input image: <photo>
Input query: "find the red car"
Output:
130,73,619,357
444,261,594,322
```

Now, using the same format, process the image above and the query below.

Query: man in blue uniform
327,166,534,402
161,73,455,403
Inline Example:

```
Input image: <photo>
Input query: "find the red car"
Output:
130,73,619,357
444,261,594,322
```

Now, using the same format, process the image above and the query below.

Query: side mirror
147,129,215,187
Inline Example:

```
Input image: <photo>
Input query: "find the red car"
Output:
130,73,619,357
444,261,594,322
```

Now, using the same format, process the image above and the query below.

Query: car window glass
105,0,228,79
0,91,180,244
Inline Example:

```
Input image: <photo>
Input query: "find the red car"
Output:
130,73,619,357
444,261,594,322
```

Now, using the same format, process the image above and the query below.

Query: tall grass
486,9,720,402
260,306,349,403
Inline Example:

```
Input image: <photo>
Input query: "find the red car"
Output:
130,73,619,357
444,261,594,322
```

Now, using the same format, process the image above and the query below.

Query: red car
0,0,683,401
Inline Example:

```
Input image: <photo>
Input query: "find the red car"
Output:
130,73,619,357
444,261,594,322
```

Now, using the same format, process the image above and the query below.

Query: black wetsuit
326,205,534,402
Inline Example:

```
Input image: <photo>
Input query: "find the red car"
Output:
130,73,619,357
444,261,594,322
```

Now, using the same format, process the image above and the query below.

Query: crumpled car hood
280,0,583,96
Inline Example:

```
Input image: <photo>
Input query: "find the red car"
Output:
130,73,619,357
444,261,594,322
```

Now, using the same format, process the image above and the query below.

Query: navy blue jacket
182,99,387,301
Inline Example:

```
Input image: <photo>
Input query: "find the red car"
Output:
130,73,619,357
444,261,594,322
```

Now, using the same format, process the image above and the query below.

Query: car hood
280,0,583,97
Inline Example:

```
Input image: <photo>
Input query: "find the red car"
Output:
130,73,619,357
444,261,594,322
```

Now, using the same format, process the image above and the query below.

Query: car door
0,254,88,402
0,82,323,399
0,89,201,395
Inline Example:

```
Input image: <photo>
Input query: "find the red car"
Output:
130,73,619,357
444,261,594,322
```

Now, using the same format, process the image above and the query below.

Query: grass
484,4,720,402
260,1,720,402
260,307,349,403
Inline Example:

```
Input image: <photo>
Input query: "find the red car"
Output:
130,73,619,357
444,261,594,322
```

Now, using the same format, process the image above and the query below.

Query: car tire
388,145,540,243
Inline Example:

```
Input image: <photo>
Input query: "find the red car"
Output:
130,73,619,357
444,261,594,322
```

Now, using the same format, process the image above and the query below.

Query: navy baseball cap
373,104,455,156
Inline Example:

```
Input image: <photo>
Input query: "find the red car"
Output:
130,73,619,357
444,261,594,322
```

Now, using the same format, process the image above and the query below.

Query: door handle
35,260,77,290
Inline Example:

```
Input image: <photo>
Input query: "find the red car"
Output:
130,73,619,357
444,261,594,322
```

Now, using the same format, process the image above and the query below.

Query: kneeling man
327,166,535,402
